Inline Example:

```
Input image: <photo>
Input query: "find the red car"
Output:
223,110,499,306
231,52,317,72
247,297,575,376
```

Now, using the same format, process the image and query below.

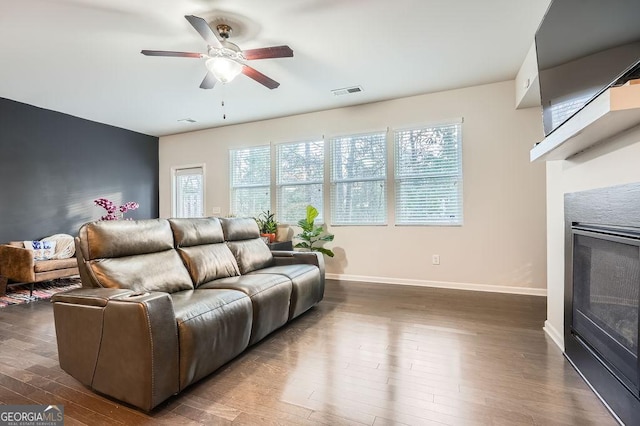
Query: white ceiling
0,0,551,137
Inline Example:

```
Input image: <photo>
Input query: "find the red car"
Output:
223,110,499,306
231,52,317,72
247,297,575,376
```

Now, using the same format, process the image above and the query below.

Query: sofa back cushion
169,218,240,286
79,219,174,260
220,218,274,274
169,218,225,246
77,219,193,293
89,250,194,293
220,217,260,241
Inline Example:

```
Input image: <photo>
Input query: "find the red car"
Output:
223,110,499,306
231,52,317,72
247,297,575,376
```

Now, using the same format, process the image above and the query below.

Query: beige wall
544,126,640,349
159,80,547,294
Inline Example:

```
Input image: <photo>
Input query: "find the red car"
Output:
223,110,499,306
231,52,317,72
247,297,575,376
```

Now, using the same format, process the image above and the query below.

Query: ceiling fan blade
141,50,202,58
184,15,222,48
243,45,294,60
242,65,280,89
199,71,217,89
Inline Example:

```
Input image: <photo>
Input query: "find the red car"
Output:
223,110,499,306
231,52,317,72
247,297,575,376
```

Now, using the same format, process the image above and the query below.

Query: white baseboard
543,320,565,351
325,273,547,297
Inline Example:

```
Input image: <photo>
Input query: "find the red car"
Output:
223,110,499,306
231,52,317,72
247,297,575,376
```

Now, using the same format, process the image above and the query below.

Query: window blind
330,131,387,225
276,140,324,224
230,146,270,217
394,122,463,225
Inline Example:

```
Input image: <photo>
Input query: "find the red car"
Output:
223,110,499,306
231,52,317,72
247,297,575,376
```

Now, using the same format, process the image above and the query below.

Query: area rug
0,278,81,308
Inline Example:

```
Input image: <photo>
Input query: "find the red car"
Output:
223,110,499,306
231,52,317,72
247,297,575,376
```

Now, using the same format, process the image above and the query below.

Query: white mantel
531,82,640,162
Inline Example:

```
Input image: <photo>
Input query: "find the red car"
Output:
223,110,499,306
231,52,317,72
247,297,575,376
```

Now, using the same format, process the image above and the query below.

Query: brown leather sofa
0,242,79,296
51,217,324,411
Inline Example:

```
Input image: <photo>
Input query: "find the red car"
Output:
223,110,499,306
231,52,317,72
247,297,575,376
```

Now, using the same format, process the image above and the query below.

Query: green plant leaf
255,209,278,234
314,247,335,257
297,219,312,231
306,205,318,224
293,204,336,258
308,229,322,237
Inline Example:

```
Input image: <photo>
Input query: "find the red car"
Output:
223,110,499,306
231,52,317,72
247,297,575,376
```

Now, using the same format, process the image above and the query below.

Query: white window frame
229,145,271,218
330,130,388,226
172,165,205,218
394,120,463,226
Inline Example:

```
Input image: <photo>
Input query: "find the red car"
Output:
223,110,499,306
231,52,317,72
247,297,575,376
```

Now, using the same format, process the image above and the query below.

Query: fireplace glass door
572,226,640,393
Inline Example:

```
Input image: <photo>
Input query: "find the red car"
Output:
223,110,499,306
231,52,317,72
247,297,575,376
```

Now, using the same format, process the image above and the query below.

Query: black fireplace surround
565,183,640,425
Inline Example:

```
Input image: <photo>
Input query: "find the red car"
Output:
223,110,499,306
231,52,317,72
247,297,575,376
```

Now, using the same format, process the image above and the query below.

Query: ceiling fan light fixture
206,57,243,83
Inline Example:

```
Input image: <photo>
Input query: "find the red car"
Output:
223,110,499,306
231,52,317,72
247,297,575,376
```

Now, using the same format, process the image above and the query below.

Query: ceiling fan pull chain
220,83,227,120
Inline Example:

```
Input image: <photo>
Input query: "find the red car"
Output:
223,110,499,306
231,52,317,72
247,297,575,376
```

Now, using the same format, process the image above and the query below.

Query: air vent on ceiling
331,86,363,96
177,118,197,124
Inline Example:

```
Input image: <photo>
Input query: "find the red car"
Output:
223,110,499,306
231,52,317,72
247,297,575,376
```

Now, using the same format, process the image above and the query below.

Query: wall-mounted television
536,0,640,137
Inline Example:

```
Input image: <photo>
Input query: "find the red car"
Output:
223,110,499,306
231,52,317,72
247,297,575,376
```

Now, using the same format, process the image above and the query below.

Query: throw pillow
23,240,57,260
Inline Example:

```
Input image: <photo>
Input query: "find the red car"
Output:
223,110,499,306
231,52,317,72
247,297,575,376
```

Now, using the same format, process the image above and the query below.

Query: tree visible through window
276,140,324,224
394,122,463,225
330,131,387,225
174,167,204,218
230,146,270,217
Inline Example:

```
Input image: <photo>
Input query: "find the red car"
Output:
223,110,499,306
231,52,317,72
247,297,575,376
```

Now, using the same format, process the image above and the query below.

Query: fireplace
565,184,640,425
572,225,639,391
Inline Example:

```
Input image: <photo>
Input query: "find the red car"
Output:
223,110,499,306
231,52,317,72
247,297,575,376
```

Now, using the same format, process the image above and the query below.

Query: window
330,131,387,225
394,121,463,225
230,146,270,217
173,166,204,218
276,140,324,224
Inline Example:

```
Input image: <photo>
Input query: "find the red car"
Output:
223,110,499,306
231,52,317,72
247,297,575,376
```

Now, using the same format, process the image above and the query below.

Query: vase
261,233,276,243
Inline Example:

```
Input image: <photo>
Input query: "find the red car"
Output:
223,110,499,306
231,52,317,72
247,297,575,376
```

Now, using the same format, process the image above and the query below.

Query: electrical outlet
432,254,440,265
211,207,221,215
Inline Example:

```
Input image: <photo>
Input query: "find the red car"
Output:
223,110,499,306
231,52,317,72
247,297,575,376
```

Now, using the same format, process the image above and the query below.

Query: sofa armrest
272,250,325,282
51,287,135,306
52,288,179,411
0,244,35,283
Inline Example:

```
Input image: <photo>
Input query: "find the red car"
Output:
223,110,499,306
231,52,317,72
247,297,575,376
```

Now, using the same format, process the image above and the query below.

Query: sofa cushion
34,258,78,273
89,250,193,293
200,273,289,297
226,239,274,274
80,219,174,260
220,217,273,274
220,217,260,241
170,289,252,389
169,218,225,247
177,244,240,287
169,218,240,286
200,274,292,344
249,264,323,319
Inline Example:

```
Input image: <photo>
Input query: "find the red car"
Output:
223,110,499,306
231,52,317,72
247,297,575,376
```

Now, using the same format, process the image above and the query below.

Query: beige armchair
0,242,79,296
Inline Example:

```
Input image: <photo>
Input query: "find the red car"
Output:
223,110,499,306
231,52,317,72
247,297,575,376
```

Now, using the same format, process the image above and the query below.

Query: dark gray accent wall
0,98,159,242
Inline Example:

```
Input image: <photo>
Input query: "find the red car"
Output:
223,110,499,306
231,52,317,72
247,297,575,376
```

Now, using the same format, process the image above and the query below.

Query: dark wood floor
0,280,616,425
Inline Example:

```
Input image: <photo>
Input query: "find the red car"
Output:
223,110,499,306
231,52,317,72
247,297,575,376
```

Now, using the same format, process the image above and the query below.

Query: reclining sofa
51,217,324,411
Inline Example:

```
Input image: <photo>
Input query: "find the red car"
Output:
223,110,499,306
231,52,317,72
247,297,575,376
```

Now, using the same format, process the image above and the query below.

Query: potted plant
294,205,335,257
255,210,278,243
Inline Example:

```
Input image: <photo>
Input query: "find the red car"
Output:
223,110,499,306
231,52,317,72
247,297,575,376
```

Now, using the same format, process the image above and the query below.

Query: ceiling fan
141,15,293,90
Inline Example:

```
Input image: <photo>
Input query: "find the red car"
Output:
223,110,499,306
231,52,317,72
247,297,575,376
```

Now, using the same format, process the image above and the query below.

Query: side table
266,241,293,251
